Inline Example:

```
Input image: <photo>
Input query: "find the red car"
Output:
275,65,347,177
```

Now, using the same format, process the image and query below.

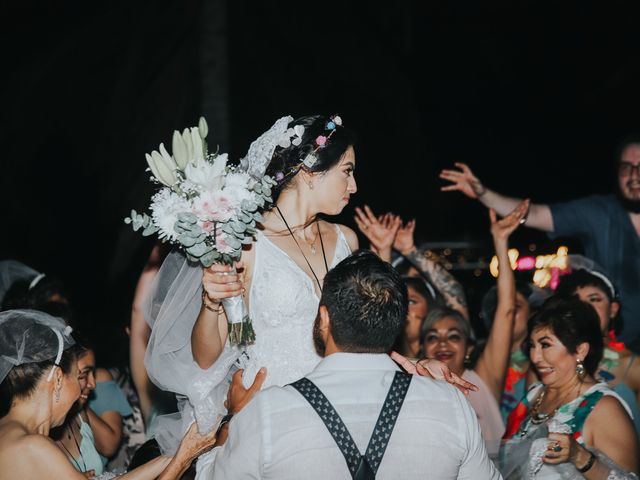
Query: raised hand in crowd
356,204,469,320
475,200,529,402
393,218,417,255
353,205,401,261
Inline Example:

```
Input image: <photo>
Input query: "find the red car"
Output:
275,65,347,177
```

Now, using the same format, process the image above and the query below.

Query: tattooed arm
403,249,469,320
392,219,469,320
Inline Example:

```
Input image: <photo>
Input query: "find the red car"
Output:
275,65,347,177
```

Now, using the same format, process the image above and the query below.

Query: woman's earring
308,181,314,190
55,380,61,403
464,353,471,367
576,358,586,380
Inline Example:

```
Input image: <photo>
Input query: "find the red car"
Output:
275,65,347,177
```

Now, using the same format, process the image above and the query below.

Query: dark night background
2,1,640,361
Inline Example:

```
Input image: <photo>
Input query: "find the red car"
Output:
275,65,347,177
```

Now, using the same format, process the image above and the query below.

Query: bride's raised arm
191,263,239,368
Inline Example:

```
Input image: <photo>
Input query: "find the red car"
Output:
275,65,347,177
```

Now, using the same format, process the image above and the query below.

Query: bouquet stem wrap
221,270,255,346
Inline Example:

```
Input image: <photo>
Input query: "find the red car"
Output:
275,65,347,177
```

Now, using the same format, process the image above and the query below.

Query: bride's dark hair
265,114,356,202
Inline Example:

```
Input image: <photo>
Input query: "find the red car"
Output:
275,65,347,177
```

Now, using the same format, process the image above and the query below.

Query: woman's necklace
529,382,582,426
275,206,328,292
57,422,87,472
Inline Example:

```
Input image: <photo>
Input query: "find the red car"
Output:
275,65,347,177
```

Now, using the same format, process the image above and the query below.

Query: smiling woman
500,297,639,479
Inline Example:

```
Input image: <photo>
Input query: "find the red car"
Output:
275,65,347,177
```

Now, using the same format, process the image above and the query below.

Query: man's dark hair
320,250,407,353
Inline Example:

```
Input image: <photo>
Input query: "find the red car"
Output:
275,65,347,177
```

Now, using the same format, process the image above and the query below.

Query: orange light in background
489,246,570,288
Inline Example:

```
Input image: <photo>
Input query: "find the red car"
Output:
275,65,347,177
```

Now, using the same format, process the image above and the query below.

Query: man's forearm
479,188,554,231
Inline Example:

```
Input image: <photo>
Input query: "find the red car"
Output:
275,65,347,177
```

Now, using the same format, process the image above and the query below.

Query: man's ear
319,305,331,334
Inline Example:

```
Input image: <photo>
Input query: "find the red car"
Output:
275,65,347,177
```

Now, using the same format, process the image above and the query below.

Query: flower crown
274,115,343,183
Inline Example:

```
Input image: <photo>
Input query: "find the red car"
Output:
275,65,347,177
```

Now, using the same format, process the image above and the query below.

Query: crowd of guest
1,129,639,479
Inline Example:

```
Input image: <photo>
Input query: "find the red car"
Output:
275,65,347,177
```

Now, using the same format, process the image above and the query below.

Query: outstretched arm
474,200,529,402
440,162,554,232
393,219,469,320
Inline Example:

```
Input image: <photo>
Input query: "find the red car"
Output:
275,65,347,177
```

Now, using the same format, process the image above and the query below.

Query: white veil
142,115,296,477
143,249,243,455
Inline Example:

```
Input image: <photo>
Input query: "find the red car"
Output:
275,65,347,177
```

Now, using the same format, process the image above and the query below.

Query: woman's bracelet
576,450,596,473
202,291,223,314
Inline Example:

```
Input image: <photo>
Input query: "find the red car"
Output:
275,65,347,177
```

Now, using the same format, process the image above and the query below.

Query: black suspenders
290,371,412,480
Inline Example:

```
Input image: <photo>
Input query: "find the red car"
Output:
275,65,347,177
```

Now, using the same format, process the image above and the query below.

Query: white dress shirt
211,352,502,479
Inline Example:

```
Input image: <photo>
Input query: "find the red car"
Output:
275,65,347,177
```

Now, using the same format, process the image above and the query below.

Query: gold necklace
530,382,582,425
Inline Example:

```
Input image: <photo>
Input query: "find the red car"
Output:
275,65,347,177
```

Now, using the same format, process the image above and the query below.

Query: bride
145,114,357,475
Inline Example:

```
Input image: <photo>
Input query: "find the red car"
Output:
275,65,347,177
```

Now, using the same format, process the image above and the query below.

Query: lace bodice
242,225,351,388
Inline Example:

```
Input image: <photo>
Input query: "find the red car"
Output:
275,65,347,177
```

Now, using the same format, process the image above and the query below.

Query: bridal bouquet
125,117,275,345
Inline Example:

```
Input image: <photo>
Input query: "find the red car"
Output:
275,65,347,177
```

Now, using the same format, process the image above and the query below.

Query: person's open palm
354,205,401,252
439,162,485,199
393,219,416,255
490,199,530,241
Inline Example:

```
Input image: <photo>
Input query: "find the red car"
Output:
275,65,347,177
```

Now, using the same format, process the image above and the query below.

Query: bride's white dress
242,226,351,388
144,224,351,479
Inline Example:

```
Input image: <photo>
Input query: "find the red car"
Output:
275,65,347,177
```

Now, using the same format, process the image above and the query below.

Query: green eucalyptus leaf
178,233,199,247
142,224,158,236
177,212,198,224
231,222,245,234
187,241,211,257
226,236,241,249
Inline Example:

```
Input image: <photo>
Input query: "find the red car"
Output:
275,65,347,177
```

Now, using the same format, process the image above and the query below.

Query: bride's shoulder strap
335,223,358,252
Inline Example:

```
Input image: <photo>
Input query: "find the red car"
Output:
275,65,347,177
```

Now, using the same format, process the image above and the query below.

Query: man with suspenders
212,250,501,479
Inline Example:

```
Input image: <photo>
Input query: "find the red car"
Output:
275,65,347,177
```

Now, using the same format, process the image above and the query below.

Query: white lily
147,143,178,188
182,128,194,163
172,130,189,170
190,127,205,164
146,149,178,187
198,116,209,139
159,143,177,170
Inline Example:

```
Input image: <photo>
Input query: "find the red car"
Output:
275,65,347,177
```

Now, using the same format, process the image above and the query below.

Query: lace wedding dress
144,224,351,478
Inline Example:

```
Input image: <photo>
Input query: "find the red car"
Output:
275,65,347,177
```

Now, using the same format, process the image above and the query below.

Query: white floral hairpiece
277,125,305,148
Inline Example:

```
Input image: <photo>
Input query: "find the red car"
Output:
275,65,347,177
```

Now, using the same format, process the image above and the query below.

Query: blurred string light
489,246,570,289
417,242,571,290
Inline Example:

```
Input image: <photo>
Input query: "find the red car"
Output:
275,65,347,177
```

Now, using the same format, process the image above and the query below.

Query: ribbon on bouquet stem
221,266,255,346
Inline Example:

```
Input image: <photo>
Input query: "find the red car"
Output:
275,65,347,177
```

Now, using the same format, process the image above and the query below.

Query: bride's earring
307,181,314,190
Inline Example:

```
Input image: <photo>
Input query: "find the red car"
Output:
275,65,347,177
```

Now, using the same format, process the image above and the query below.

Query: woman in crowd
420,201,528,456
51,342,104,477
500,297,638,478
0,309,218,479
479,278,549,422
556,263,640,435
392,275,437,359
